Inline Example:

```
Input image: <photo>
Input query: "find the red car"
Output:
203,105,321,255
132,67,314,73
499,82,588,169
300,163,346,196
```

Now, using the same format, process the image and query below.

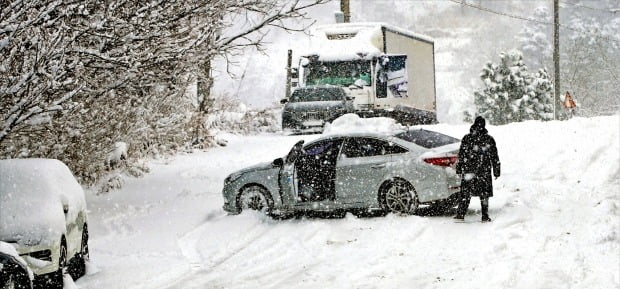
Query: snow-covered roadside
76,116,619,289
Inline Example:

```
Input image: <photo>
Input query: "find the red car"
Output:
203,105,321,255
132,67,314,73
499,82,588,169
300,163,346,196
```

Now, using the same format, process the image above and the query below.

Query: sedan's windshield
395,129,460,148
290,88,345,102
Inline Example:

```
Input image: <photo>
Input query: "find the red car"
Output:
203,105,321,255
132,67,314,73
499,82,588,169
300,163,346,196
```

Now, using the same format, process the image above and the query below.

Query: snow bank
323,113,407,135
0,159,87,246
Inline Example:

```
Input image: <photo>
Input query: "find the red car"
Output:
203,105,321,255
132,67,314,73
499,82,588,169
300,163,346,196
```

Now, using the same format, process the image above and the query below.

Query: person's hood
470,116,488,135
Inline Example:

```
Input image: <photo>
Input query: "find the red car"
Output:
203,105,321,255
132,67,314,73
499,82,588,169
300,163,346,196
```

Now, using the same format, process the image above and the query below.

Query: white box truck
282,22,437,132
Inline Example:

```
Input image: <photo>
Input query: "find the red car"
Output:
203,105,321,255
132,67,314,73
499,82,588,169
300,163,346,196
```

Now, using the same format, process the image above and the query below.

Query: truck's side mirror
280,99,289,104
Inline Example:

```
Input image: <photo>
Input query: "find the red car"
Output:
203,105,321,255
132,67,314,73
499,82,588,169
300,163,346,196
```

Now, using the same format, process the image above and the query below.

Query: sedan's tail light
423,156,458,167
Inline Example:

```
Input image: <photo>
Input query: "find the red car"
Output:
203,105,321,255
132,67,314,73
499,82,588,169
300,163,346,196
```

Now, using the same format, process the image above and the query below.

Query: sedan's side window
341,138,395,158
342,137,409,158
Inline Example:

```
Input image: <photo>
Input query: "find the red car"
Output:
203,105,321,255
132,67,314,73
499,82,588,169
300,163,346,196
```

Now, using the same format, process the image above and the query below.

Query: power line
559,0,619,14
448,0,620,44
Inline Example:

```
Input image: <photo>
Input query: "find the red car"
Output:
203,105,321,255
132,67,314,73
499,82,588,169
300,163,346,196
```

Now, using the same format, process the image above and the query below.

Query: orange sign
563,91,576,109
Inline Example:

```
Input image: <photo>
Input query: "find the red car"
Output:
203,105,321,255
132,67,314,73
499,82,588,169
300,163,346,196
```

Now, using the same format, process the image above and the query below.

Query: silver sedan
222,129,461,217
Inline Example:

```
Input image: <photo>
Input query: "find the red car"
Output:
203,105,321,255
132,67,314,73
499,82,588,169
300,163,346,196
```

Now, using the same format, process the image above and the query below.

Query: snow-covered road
75,116,619,289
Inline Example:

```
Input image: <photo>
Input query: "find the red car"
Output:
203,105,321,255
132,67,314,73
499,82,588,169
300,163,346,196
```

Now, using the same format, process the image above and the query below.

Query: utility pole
285,49,292,99
340,0,350,23
553,0,561,120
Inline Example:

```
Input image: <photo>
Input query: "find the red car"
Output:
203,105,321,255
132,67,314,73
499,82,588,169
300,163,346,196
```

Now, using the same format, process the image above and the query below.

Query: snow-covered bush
472,50,553,125
206,96,281,135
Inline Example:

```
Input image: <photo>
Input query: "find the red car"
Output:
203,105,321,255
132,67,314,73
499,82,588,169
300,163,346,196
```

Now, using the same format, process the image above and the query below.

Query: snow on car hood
0,159,87,246
230,161,276,177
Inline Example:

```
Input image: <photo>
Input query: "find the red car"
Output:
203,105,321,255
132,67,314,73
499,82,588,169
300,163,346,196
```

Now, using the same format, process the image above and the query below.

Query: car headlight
224,172,243,184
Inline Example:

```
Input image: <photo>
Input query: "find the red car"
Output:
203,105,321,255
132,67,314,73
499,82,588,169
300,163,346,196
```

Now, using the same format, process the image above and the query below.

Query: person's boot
482,215,492,222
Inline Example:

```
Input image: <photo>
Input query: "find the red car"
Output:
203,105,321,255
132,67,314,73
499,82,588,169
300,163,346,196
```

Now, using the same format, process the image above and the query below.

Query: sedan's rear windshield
290,88,345,102
395,129,460,148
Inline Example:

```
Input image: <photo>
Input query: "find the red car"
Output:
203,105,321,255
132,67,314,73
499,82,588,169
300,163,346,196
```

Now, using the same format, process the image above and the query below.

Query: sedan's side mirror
280,99,289,104
345,95,354,101
272,158,284,167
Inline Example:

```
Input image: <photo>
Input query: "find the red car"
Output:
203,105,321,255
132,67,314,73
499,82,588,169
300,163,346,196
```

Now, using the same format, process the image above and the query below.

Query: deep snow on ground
76,115,619,289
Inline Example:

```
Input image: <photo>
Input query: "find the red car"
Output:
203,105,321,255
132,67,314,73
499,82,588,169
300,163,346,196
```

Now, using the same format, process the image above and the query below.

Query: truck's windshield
304,61,371,87
290,88,345,102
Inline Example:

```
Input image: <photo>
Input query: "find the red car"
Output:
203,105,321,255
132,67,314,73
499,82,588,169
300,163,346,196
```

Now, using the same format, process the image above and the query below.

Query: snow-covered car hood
0,159,87,246
230,161,276,177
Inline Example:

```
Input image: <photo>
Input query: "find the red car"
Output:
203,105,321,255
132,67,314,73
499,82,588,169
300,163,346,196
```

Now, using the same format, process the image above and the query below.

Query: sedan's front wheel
238,186,274,214
381,179,419,214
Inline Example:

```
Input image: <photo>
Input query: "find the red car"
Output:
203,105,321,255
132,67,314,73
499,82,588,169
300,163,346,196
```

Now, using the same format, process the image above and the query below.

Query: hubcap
240,189,268,212
385,182,415,213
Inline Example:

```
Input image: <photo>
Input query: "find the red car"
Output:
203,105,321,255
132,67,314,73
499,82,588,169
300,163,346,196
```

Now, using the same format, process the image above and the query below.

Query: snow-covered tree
1,0,329,184
473,50,553,125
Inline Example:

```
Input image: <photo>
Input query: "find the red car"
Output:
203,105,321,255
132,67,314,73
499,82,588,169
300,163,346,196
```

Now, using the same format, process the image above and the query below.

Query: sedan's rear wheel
238,186,273,214
382,179,419,214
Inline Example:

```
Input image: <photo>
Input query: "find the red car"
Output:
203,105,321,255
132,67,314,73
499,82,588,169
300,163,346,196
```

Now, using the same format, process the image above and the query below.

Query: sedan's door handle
371,164,386,169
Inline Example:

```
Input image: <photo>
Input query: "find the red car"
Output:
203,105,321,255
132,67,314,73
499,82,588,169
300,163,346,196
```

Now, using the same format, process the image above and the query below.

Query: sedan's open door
278,140,304,207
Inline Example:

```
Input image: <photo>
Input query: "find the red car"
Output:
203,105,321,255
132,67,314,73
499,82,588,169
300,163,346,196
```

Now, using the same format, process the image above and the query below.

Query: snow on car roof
304,22,434,62
0,159,87,246
322,113,407,137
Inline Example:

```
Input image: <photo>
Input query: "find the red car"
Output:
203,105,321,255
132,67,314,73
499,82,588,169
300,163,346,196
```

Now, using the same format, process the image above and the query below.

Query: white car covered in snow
0,159,89,288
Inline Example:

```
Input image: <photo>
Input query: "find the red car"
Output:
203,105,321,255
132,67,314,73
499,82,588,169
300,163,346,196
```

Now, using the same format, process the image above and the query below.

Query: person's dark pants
456,192,489,219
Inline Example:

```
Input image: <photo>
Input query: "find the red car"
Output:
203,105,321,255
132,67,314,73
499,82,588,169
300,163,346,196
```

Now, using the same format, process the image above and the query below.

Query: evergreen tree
473,50,553,125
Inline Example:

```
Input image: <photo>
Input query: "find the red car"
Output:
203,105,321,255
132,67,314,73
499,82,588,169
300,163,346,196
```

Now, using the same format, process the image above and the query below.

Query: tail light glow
423,156,458,167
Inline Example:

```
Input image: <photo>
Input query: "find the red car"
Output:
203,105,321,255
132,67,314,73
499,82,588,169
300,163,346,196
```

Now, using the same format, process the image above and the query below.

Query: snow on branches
473,50,553,125
1,0,328,185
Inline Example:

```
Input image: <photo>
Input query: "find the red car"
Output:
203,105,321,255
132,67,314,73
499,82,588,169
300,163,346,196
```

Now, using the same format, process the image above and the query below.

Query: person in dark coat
454,116,501,222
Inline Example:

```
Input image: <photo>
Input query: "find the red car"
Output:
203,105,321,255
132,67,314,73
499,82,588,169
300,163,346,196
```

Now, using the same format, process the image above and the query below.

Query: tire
68,224,89,280
49,240,67,289
380,179,419,214
237,185,274,214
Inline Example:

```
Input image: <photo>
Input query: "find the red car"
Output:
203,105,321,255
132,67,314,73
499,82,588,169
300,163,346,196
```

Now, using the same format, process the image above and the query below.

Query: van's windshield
290,88,346,102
